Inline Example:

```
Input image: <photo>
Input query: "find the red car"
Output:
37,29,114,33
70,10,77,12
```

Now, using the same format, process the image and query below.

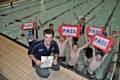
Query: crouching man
28,29,60,78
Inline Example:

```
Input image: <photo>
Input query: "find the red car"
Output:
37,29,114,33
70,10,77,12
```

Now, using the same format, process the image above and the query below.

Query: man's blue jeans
33,63,60,78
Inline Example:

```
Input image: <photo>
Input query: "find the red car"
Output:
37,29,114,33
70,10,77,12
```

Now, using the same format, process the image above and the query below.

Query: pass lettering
86,26,104,36
93,36,109,49
58,24,82,38
91,35,114,53
62,26,77,36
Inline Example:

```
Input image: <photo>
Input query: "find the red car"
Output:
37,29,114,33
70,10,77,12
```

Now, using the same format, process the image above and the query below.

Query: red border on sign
21,21,37,30
91,34,114,53
58,24,82,38
86,25,105,36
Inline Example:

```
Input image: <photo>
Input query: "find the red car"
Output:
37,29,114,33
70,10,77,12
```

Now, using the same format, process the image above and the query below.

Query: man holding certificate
28,29,60,78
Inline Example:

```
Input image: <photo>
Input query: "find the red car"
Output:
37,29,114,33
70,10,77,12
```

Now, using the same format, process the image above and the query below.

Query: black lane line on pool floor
1,0,73,27
104,0,120,30
0,0,55,16
83,0,105,18
1,0,103,39
42,0,105,26
0,0,31,12
13,0,73,22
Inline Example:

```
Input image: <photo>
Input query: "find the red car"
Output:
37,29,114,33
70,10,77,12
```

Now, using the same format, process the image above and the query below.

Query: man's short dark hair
43,29,54,37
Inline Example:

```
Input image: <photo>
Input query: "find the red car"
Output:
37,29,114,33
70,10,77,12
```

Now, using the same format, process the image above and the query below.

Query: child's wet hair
72,37,78,43
72,42,79,47
49,23,54,27
43,29,54,37
96,48,104,57
85,46,93,59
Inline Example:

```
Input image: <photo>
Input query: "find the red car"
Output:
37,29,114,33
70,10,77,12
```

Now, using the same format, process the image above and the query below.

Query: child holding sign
54,35,69,62
87,45,108,75
67,37,90,68
49,23,55,36
80,15,96,34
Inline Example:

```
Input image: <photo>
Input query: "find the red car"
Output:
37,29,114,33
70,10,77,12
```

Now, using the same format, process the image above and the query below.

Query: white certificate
40,56,53,68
